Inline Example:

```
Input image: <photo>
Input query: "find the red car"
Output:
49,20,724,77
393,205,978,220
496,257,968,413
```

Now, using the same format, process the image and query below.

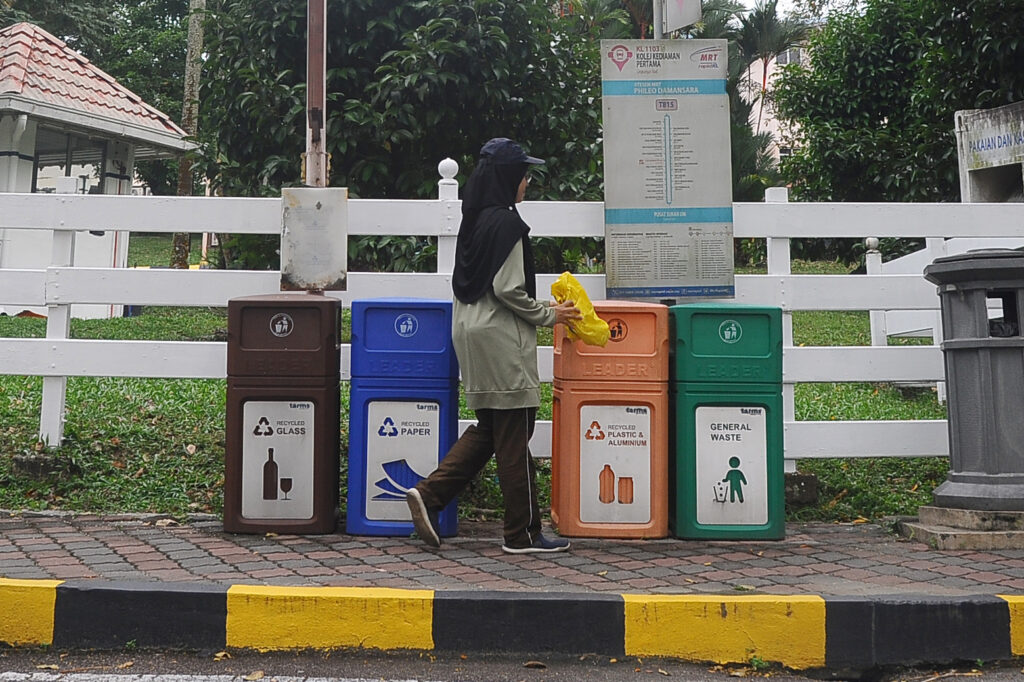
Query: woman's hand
552,300,582,326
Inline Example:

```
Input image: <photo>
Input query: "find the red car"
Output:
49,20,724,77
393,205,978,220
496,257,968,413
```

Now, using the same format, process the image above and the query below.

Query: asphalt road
0,648,820,681
0,650,1020,682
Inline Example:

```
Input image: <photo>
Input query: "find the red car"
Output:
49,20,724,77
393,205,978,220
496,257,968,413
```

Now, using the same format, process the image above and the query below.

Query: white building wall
743,49,803,163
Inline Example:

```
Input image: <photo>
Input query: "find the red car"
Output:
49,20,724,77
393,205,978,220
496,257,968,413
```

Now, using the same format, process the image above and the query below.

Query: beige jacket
453,240,556,410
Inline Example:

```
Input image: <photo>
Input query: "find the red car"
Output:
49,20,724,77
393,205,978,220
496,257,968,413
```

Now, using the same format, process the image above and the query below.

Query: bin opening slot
987,290,1020,338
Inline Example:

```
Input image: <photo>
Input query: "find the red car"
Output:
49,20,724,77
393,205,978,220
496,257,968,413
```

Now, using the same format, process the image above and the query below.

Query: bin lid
924,248,1024,286
350,298,458,380
552,301,669,382
669,304,782,385
226,293,340,378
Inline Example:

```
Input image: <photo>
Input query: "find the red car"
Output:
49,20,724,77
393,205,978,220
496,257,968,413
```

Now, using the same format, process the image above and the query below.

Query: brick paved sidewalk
3,510,1024,596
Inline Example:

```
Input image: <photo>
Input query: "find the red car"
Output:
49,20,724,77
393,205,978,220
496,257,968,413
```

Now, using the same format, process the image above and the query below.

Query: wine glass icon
280,478,293,501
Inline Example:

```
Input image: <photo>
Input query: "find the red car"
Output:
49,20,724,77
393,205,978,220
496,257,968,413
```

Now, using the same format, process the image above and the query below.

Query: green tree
0,0,115,57
201,0,626,202
736,0,811,133
774,0,1024,203
98,0,190,197
618,0,652,37
688,0,787,204
200,0,628,271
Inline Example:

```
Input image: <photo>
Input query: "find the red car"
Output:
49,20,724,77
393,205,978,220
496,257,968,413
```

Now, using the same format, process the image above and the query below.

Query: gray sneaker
501,534,570,554
406,488,441,548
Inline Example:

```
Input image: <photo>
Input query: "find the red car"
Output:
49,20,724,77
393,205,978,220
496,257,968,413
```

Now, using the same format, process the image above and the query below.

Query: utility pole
305,0,328,187
171,0,206,268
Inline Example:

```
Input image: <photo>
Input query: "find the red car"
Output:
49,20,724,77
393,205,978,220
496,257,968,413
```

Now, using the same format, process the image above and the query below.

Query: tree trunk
171,0,206,269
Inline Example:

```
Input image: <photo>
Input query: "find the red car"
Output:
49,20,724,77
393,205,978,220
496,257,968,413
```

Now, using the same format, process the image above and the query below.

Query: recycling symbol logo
584,421,606,441
377,417,399,437
253,417,273,437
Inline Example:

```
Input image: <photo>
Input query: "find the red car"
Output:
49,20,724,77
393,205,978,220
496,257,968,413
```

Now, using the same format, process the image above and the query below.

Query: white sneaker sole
501,541,571,554
406,488,441,548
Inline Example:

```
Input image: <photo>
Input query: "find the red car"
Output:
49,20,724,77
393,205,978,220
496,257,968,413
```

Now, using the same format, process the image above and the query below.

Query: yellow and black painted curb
2,578,1021,671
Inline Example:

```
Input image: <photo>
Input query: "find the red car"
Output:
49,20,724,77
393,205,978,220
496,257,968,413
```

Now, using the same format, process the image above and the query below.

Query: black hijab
451,157,538,303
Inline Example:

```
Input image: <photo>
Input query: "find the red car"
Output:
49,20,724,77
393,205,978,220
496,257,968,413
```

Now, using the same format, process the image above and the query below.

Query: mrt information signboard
601,39,733,300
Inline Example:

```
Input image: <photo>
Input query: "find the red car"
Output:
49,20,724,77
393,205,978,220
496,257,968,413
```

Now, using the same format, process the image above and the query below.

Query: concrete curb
2,578,1022,672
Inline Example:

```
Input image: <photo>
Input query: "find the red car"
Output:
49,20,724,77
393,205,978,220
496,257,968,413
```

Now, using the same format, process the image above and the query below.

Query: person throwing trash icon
724,456,747,503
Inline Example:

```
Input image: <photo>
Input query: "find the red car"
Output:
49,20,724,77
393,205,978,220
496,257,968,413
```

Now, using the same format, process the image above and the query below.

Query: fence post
39,180,78,445
764,187,796,474
437,158,459,275
927,237,947,402
865,237,887,347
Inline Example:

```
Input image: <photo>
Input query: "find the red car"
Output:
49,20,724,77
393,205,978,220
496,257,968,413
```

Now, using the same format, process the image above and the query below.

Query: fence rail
4,181,1023,460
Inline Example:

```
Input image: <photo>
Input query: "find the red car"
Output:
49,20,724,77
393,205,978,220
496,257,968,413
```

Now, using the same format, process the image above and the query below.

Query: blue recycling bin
346,298,459,536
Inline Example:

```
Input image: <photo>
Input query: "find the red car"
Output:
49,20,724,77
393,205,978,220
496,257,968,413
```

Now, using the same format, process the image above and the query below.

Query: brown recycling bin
224,293,340,533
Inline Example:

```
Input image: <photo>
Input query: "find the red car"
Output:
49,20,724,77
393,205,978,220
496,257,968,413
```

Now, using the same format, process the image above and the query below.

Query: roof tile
0,22,185,139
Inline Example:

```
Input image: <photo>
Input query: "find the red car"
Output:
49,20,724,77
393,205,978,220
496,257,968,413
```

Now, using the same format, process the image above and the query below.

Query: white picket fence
3,170,1023,464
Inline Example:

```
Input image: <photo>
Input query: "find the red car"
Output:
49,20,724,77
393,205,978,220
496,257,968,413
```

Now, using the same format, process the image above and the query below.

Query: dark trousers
414,407,540,548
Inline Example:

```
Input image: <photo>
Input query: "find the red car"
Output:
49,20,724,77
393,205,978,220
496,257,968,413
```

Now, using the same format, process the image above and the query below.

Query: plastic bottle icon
618,477,634,505
599,464,615,504
263,448,278,500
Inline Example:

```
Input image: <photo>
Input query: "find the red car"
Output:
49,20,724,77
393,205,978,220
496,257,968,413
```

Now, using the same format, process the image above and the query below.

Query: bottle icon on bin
263,448,278,500
598,464,634,505
599,465,615,503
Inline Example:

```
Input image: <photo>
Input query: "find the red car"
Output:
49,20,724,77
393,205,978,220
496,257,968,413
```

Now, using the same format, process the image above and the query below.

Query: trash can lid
924,248,1024,285
931,247,1024,264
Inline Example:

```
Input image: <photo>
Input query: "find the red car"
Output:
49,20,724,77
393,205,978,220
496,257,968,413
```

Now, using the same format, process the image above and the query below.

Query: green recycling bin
669,304,784,540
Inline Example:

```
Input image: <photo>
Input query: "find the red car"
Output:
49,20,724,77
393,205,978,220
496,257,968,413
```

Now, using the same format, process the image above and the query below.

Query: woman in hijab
407,138,581,554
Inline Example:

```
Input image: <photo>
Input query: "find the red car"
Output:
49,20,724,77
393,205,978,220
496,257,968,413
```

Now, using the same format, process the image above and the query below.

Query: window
776,48,803,66
33,127,106,194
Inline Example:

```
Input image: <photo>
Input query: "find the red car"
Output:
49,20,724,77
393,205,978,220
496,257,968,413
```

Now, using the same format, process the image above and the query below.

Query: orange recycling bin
551,301,669,538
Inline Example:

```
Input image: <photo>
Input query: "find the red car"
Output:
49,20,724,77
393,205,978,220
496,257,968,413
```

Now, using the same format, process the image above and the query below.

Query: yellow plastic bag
550,271,610,347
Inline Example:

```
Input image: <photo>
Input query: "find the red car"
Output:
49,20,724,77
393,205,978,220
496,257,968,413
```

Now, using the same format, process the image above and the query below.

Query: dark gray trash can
924,248,1024,511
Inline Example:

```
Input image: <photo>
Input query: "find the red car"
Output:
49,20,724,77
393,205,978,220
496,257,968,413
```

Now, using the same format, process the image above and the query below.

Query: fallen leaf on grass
826,489,849,509
185,444,197,455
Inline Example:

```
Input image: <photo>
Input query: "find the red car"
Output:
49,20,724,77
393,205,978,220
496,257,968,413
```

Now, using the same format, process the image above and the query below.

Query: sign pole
305,0,328,187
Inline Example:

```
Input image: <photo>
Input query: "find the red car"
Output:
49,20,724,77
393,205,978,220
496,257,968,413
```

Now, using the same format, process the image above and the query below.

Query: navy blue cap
479,137,545,165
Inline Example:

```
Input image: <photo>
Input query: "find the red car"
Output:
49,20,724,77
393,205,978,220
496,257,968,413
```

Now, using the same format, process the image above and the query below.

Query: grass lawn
0,240,949,521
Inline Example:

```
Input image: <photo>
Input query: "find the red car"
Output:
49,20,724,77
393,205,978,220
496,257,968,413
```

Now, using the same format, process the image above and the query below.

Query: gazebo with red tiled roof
0,21,189,165
0,22,191,318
